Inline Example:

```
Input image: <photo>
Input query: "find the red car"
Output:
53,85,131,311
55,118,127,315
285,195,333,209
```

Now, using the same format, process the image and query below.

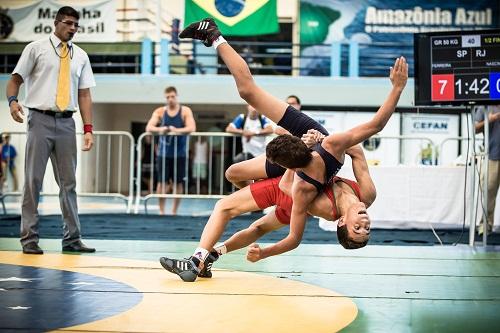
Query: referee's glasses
57,20,80,28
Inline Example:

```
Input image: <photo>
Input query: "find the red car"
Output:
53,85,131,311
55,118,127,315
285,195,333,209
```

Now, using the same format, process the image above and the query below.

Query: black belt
30,108,74,118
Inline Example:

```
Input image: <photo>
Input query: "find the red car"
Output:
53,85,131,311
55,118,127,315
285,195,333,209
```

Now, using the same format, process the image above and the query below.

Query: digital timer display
414,29,500,106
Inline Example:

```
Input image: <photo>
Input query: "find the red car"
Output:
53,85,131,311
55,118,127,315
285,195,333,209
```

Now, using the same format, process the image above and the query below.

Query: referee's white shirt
12,33,96,112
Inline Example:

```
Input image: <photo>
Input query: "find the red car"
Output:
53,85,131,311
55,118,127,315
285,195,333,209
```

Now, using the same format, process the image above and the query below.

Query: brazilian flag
184,0,279,36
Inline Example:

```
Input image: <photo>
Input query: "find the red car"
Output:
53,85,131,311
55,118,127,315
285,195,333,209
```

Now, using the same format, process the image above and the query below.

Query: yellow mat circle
0,251,357,332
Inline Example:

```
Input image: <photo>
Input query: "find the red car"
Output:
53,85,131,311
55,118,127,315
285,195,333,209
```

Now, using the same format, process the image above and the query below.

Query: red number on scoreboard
431,74,454,101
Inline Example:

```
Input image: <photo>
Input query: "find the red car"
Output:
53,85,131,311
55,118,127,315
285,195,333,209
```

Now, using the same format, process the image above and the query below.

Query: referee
6,6,96,254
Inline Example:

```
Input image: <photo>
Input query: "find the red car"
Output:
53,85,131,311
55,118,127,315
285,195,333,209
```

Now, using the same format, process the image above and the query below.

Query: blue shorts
156,156,186,184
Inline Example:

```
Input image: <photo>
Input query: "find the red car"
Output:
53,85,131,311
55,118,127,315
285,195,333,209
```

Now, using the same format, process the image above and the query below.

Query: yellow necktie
56,42,70,111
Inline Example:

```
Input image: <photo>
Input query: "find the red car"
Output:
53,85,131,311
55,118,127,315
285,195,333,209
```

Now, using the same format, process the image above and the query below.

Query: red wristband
83,124,93,134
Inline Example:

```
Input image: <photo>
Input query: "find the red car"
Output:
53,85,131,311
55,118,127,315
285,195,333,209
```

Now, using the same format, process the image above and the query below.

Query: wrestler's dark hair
266,135,312,169
287,95,301,105
337,224,369,249
56,6,79,20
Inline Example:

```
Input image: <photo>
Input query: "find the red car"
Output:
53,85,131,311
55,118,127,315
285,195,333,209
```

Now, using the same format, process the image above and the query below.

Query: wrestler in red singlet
250,176,361,224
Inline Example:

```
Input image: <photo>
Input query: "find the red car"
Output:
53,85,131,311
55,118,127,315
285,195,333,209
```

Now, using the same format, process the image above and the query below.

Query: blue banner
300,0,499,76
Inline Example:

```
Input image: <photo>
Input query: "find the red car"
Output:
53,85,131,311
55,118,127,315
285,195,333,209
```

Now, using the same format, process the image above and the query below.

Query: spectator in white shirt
225,105,273,164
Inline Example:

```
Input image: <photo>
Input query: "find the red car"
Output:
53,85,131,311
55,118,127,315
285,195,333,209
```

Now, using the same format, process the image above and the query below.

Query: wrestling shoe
198,251,219,278
179,18,221,47
159,256,200,282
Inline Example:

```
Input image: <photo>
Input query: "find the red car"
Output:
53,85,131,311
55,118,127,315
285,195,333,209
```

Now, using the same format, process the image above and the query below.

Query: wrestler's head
266,135,312,169
336,201,370,249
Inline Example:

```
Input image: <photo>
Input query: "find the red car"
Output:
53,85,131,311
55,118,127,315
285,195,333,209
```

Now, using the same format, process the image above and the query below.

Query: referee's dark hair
56,6,80,21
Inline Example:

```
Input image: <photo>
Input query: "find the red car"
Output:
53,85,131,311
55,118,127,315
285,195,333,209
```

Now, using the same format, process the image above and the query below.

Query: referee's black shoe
62,240,95,253
22,242,43,255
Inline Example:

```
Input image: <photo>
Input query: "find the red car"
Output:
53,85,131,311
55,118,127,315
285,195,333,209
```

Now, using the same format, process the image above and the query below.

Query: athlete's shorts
265,161,286,178
192,162,207,180
277,105,329,137
265,105,330,178
156,156,186,183
250,177,292,225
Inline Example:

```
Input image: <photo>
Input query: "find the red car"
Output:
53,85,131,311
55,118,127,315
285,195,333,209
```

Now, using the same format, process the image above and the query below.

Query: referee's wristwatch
8,95,18,107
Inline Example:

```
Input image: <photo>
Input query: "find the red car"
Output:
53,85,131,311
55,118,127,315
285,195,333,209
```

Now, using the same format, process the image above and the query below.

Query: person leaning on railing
145,86,196,215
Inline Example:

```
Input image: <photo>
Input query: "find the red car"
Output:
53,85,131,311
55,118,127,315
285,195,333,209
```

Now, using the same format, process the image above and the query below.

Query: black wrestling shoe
159,256,200,282
179,18,221,47
198,251,219,278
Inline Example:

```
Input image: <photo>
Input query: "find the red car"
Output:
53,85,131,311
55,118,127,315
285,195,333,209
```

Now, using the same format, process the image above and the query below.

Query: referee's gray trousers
20,110,81,247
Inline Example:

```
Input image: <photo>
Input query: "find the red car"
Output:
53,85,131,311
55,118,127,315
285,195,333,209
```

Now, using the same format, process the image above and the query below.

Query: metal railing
438,136,483,165
161,39,414,77
133,132,457,214
0,39,413,77
376,135,437,165
2,130,475,215
0,42,143,74
134,131,241,213
0,131,135,213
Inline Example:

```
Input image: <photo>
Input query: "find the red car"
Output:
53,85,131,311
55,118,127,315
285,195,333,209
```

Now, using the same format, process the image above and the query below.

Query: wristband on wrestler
8,96,18,106
212,36,227,49
83,124,93,134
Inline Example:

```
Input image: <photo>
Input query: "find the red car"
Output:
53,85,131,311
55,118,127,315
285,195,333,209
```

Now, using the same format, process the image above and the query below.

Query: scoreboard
414,29,500,106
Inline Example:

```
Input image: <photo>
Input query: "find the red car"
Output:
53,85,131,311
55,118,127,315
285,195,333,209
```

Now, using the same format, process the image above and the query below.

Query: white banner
0,0,116,42
304,110,401,165
402,114,460,165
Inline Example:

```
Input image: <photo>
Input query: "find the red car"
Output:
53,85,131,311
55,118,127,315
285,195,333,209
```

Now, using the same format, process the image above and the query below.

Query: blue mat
1,214,497,245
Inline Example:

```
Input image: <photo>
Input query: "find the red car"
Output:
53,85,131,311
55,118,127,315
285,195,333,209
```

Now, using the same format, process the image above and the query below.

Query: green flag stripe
185,0,279,36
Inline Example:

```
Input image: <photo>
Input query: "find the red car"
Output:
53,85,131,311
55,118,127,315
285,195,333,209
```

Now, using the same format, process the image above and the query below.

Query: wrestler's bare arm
323,57,408,154
346,145,376,207
258,181,316,259
301,129,325,147
278,170,294,197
